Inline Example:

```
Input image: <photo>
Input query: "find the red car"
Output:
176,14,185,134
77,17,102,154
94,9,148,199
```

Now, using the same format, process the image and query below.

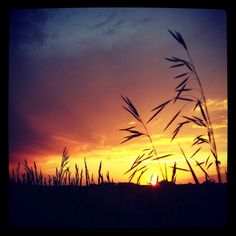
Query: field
9,182,227,229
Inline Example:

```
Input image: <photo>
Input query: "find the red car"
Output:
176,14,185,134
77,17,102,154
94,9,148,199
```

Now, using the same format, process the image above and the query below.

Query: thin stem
140,119,165,180
179,144,199,184
186,49,221,183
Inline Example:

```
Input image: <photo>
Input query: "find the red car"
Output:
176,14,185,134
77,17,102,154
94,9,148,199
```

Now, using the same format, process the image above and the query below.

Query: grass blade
119,126,136,131
196,160,210,178
128,166,147,182
152,154,172,161
174,167,190,172
207,162,213,169
171,162,177,183
170,63,185,68
121,96,141,122
175,31,187,50
168,29,179,42
164,163,168,181
122,106,141,122
121,133,144,144
205,156,210,166
137,168,148,185
168,30,187,50
175,73,188,79
151,99,172,112
147,106,165,124
148,99,173,124
165,57,178,62
190,147,201,158
171,121,190,141
179,145,199,184
164,110,181,131
175,78,189,90
177,97,194,102
198,100,208,123
174,87,185,103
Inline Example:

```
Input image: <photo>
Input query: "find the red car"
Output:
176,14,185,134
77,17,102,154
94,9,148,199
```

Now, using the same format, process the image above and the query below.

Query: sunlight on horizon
9,8,227,185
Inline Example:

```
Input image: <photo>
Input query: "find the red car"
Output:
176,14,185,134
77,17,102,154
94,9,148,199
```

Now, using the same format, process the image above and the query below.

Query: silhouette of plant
9,147,113,186
170,161,190,184
120,30,222,184
98,160,104,184
148,30,222,183
120,96,172,183
74,164,78,185
178,144,199,184
54,147,70,186
84,158,90,186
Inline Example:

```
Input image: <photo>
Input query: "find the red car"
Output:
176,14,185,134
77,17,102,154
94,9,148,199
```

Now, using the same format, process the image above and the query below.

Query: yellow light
151,178,157,186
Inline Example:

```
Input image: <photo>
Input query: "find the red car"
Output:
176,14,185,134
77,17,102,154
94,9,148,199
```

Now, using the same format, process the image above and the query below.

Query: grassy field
9,182,227,229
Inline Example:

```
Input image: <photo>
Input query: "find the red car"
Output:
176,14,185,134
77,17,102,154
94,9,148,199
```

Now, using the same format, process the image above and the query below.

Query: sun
151,179,157,186
149,175,158,186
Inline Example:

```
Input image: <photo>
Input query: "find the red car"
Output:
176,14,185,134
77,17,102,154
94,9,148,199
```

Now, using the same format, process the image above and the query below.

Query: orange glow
150,176,158,186
9,9,227,185
9,97,227,185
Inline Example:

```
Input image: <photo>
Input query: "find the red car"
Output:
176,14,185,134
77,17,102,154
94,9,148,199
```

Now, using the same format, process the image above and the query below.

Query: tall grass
54,147,70,186
84,158,90,186
120,96,172,184
149,30,221,183
120,30,222,184
98,161,104,184
179,145,199,184
9,147,113,186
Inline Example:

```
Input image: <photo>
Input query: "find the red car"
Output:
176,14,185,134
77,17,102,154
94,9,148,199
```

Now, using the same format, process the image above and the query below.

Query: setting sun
9,8,227,185
150,175,158,186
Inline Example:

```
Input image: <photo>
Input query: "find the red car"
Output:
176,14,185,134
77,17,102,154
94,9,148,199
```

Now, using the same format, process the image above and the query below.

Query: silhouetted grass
150,29,222,183
54,147,70,186
120,96,172,184
121,29,223,184
98,160,103,184
179,145,199,184
9,147,113,187
9,180,227,228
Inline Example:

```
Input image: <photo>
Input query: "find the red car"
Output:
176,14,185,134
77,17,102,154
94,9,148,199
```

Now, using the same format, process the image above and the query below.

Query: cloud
9,36,169,163
9,107,55,161
10,10,48,52
206,99,227,112
190,98,227,130
93,12,115,28
103,28,116,36
92,11,127,37
131,15,158,26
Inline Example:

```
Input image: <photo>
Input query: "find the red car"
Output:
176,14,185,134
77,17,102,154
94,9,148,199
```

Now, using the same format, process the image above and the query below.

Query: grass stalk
186,49,221,183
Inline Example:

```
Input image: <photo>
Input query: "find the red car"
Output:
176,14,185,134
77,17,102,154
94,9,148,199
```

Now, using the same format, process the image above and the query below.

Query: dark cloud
93,12,117,29
10,10,48,52
137,16,156,24
111,18,125,29
101,18,126,36
92,11,125,34
9,37,168,159
103,28,116,35
9,107,54,159
93,11,156,37
130,15,159,27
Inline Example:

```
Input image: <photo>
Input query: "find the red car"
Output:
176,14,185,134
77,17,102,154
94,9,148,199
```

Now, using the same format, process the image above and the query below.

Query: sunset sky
9,8,227,184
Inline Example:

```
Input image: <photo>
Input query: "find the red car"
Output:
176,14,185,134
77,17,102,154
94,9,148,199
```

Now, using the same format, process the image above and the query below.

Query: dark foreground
9,182,227,229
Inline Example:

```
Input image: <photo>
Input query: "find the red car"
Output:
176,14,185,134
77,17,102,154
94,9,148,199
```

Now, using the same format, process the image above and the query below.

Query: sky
9,8,227,184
